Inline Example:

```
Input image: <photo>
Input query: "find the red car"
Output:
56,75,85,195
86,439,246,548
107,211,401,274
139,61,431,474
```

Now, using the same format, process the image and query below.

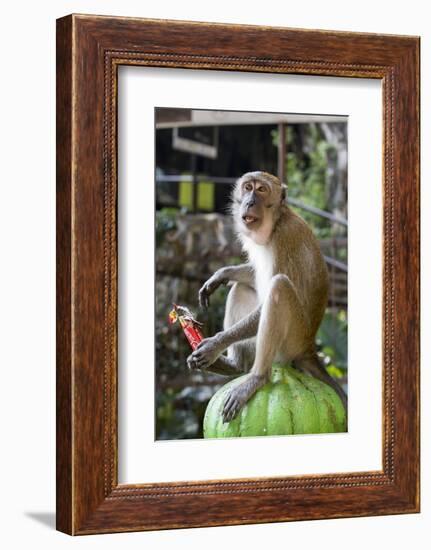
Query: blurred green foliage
155,208,233,440
155,207,178,246
272,125,338,238
317,310,348,378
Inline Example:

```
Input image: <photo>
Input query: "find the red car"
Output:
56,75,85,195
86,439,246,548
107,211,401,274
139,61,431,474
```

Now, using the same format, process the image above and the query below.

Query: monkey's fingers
222,393,241,423
187,348,209,371
198,287,210,309
187,354,200,371
192,352,210,369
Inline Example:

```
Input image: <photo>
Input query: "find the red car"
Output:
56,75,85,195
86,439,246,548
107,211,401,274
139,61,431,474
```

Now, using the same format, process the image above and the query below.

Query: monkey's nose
246,192,257,208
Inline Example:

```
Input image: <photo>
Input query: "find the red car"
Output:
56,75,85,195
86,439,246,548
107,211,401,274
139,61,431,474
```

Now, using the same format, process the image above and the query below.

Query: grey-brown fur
187,171,347,422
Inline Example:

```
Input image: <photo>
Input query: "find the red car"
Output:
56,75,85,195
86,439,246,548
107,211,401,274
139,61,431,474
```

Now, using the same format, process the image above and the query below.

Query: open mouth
242,215,259,225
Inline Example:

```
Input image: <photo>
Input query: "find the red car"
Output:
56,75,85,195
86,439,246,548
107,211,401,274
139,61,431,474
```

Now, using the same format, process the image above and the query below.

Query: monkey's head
231,171,287,244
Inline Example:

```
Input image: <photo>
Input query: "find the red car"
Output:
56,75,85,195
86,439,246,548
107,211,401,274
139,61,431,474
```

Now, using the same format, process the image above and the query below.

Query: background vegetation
155,121,347,440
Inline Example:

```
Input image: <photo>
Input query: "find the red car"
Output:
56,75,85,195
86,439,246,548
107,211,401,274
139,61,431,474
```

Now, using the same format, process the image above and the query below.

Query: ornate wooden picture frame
56,14,420,535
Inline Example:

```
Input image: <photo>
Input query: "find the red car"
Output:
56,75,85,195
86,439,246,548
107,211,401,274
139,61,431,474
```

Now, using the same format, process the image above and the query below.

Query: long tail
293,353,347,412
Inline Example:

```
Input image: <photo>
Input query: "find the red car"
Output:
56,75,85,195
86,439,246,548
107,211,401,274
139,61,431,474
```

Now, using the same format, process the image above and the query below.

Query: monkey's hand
222,373,267,423
187,336,224,371
198,272,228,308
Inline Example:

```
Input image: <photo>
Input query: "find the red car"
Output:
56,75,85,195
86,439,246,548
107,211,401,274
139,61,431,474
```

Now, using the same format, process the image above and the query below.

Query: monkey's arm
199,263,254,308
197,356,243,376
187,307,261,374
216,306,261,346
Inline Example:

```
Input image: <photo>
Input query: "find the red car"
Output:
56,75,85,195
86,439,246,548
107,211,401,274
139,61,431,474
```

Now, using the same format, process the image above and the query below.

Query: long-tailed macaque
187,171,347,422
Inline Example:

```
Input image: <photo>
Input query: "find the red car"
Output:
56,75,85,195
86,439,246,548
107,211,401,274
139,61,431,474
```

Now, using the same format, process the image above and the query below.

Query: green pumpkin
203,364,346,438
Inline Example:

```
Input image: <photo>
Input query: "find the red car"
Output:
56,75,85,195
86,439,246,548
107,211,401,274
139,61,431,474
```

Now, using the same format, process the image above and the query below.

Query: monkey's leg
187,283,258,375
216,282,257,374
223,274,308,422
294,353,347,411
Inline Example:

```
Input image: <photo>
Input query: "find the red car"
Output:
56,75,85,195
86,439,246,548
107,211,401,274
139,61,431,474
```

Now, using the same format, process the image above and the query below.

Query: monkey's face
240,179,267,228
233,172,282,240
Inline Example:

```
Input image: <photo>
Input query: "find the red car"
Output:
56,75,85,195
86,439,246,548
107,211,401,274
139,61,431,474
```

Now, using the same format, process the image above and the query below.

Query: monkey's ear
281,183,288,202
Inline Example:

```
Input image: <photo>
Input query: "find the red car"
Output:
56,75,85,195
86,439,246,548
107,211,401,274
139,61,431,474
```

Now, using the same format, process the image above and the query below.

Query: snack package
168,304,204,350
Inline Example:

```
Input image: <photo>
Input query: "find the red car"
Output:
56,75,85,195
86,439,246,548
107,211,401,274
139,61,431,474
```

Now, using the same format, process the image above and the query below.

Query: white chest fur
242,237,274,303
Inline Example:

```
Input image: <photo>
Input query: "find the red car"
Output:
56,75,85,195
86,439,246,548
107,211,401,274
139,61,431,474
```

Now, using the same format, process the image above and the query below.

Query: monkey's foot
222,373,267,423
187,336,224,371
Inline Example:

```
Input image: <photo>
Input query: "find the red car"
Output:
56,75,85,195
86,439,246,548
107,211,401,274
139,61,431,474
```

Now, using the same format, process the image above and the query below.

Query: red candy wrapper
168,304,204,350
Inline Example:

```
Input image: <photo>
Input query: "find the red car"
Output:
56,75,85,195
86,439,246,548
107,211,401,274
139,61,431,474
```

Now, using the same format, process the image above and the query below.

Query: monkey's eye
244,183,253,191
257,186,267,193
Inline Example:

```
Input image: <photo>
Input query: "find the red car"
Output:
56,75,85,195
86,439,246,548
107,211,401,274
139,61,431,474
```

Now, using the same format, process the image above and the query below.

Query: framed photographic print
56,14,420,535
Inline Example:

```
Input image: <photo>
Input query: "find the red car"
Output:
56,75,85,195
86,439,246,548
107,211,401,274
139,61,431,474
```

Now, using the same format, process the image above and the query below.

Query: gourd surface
204,365,346,438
